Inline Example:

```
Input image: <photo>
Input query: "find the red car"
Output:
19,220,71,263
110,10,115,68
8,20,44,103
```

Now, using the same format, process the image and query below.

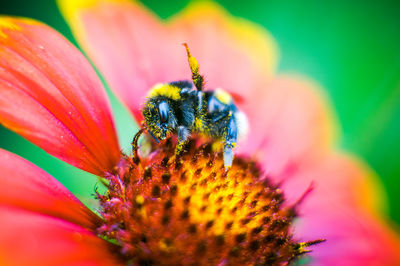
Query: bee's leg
212,112,228,123
210,108,232,123
176,125,190,155
183,43,204,91
223,114,237,169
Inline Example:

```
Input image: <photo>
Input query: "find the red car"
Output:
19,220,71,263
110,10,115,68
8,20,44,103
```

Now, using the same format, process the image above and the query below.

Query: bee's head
142,98,177,142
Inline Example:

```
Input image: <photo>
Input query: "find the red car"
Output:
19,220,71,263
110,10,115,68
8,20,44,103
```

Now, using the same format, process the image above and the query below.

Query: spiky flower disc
97,135,323,265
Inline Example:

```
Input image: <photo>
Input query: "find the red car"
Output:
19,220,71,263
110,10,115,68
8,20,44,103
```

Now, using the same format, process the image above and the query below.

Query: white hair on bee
234,110,249,141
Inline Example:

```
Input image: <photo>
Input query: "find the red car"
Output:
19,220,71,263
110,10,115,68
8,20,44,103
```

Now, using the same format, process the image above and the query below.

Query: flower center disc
97,137,321,265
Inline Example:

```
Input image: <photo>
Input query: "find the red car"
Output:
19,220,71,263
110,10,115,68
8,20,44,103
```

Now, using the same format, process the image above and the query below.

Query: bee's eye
158,101,169,124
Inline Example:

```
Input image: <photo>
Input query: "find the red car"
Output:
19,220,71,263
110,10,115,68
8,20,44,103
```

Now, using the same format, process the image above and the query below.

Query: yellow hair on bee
148,83,181,100
214,88,233,104
194,117,203,130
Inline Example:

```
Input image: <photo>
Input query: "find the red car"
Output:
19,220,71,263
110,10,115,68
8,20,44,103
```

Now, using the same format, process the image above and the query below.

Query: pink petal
287,153,400,265
0,17,120,175
239,76,336,180
299,211,400,265
0,148,100,230
0,206,122,266
58,0,180,121
58,0,278,121
169,1,278,103
58,2,328,182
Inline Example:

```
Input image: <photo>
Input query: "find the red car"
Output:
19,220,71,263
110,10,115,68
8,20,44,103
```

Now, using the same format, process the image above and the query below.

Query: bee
142,44,248,168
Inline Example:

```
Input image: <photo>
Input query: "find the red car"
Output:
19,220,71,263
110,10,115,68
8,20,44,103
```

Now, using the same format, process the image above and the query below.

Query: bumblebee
142,44,248,168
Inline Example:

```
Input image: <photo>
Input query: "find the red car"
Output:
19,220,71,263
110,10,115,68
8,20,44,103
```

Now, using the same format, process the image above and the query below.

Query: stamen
131,127,146,164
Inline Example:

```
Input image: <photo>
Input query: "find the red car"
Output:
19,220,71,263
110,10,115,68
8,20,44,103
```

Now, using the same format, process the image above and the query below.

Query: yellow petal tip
57,0,128,22
171,0,279,75
0,16,40,39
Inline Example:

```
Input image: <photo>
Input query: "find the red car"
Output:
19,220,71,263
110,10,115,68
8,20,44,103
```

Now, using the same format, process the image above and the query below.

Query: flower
0,0,399,265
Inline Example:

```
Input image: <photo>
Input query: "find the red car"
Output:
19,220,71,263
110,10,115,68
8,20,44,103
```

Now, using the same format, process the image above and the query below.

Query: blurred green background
0,0,399,225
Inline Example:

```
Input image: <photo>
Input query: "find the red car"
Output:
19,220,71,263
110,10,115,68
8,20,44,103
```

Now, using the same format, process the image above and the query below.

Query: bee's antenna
131,127,147,164
183,43,204,91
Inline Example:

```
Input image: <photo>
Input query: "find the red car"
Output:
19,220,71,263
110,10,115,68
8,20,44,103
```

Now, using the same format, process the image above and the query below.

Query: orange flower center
97,133,323,265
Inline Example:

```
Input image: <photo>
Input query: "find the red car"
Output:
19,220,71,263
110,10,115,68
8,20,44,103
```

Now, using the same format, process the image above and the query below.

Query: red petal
0,148,100,230
0,17,120,175
58,1,278,122
0,207,122,266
